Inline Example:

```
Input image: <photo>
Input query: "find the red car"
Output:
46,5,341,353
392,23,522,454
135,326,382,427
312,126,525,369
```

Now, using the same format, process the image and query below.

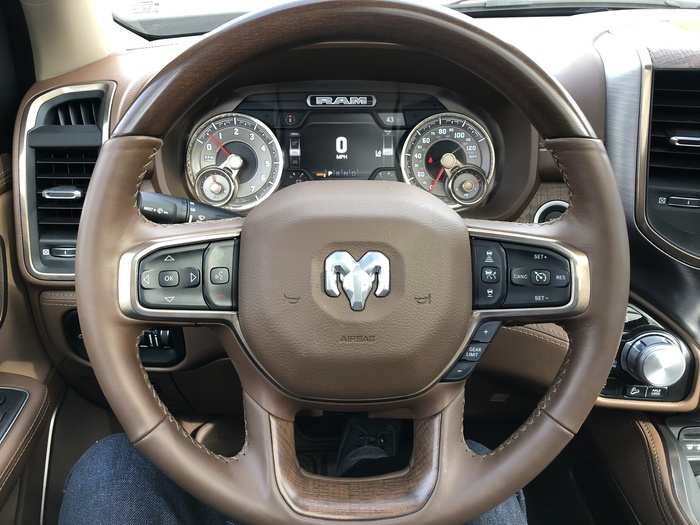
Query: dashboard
9,7,700,417
183,87,497,212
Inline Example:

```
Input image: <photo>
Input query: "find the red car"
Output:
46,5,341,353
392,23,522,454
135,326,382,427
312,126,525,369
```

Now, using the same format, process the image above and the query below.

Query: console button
472,321,501,343
158,270,179,287
442,361,477,382
646,386,668,400
462,343,487,362
624,385,647,398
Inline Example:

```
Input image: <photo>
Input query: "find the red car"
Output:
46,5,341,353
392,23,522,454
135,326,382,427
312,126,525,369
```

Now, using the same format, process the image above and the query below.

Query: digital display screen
299,114,398,179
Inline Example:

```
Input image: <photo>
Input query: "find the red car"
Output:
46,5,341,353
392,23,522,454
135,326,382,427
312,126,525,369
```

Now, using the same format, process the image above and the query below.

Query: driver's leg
59,433,528,525
466,440,528,525
58,434,231,525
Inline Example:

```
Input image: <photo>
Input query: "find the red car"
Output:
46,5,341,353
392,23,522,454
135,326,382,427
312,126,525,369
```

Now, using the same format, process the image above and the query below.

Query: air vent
21,83,113,278
34,148,98,237
44,98,101,126
645,69,700,258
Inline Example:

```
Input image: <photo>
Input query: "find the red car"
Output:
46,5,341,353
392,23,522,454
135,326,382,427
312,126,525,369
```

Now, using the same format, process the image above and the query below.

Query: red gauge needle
429,167,445,193
208,133,232,156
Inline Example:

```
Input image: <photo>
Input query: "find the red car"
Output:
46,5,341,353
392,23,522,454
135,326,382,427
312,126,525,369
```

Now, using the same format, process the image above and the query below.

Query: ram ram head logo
324,251,390,311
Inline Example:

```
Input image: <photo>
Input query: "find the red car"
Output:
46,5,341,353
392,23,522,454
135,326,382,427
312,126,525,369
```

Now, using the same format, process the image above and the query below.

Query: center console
601,305,694,402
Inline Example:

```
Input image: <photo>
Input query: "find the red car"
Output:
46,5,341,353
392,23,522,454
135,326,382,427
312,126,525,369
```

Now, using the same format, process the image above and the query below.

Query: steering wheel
75,1,629,523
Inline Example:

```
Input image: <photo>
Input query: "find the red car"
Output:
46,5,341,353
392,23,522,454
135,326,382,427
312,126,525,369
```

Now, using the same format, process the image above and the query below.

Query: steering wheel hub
238,180,471,400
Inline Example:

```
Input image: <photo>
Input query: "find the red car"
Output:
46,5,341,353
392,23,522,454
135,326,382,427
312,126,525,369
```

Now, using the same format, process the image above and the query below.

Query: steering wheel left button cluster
137,240,238,310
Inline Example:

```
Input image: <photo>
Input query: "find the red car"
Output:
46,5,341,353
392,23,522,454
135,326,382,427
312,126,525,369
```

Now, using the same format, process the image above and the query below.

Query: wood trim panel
270,414,440,520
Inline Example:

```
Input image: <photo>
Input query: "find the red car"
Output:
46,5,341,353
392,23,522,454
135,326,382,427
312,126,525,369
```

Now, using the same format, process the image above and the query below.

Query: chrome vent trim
17,82,115,281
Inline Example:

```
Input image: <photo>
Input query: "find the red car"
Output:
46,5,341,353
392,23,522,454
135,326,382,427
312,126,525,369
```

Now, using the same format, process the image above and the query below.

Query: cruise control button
552,270,570,287
462,343,487,362
510,267,529,286
502,243,571,308
158,270,179,287
472,321,501,343
530,269,551,286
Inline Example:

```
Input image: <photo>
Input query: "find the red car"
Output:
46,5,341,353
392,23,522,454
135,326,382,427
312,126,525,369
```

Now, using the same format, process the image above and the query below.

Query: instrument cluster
185,90,496,212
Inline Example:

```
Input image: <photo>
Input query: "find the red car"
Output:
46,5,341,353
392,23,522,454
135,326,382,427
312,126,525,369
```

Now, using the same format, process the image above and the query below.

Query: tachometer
186,113,283,211
400,112,495,209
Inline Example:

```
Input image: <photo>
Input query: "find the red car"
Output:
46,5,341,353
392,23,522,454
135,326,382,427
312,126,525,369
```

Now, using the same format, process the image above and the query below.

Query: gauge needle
208,133,232,156
429,167,445,193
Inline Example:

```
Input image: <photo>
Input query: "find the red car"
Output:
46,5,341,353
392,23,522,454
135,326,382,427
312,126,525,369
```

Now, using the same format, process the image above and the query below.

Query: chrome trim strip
41,188,82,200
467,226,590,321
39,402,59,525
18,82,116,281
669,135,700,148
532,200,569,224
633,49,700,268
306,95,376,108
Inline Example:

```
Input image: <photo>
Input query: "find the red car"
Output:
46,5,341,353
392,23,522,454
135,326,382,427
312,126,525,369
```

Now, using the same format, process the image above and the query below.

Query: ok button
158,270,180,287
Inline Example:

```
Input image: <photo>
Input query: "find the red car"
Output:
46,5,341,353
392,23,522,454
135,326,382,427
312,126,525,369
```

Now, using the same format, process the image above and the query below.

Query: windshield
112,0,699,39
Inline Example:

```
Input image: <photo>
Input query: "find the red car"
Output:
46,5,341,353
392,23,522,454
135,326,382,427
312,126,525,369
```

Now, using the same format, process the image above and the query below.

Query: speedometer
186,113,284,211
400,112,495,209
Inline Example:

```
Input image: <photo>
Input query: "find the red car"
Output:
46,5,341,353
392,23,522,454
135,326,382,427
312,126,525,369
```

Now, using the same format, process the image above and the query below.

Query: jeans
59,434,527,525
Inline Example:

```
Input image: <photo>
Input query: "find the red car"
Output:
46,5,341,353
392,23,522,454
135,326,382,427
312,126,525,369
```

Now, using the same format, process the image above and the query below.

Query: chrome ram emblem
324,251,390,311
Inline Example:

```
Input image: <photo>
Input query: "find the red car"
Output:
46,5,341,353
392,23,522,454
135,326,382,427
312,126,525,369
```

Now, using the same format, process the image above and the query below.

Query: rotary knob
621,332,687,387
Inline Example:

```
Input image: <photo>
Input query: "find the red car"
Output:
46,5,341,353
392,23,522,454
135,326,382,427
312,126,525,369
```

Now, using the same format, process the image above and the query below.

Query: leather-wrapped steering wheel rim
75,1,629,523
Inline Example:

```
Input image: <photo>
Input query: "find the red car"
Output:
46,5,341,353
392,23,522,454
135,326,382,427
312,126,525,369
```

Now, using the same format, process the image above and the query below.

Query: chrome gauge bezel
185,112,284,212
400,112,496,210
